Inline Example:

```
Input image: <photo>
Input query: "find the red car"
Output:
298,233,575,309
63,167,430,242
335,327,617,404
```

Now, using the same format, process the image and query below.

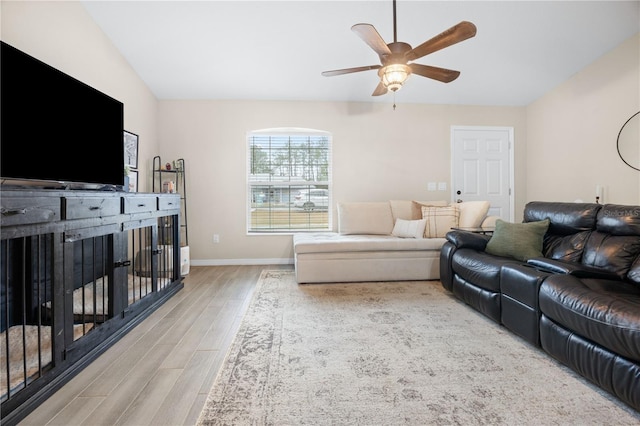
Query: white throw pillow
456,201,491,228
421,205,460,238
391,218,427,238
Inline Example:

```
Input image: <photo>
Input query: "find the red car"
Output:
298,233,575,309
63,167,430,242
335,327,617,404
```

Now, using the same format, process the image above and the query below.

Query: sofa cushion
388,200,448,220
338,202,394,235
543,231,591,263
485,219,550,262
293,233,445,254
597,204,640,236
629,255,640,285
524,202,600,235
591,204,640,282
582,231,640,279
456,201,490,228
539,274,640,363
451,248,521,292
421,205,460,238
391,218,427,239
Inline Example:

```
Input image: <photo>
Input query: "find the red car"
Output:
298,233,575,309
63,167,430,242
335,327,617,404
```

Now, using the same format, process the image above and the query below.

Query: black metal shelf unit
152,156,188,246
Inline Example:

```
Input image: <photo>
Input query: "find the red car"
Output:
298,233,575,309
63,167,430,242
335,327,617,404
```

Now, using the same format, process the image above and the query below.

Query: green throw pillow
485,219,550,261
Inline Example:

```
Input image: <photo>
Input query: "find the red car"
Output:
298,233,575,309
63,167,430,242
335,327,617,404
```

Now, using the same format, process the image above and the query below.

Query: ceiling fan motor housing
381,42,412,66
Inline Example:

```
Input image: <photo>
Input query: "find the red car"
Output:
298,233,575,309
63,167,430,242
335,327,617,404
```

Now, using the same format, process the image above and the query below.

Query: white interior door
451,126,514,222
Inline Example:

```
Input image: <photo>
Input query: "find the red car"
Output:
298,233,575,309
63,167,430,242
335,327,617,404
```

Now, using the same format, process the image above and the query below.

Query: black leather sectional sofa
440,201,640,410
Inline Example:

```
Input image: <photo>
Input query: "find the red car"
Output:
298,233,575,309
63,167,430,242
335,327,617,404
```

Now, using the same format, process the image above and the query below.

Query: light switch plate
438,182,447,191
427,182,437,191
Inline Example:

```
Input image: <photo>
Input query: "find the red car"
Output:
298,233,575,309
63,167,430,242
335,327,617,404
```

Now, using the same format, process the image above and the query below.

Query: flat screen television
1,41,125,190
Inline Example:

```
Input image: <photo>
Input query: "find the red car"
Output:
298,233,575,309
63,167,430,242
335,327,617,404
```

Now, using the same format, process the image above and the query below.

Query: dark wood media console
1,189,184,425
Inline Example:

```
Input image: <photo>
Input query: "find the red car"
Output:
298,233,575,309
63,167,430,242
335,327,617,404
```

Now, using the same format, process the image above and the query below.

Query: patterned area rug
198,270,640,425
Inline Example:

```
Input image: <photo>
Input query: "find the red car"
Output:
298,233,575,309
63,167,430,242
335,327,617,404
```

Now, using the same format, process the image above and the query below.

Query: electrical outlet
213,234,220,243
438,182,447,191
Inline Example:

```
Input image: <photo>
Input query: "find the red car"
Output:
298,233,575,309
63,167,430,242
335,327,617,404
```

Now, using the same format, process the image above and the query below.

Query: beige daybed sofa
293,200,495,283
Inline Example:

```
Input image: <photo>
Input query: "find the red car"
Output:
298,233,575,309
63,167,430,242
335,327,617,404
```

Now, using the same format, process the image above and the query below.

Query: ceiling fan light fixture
380,63,411,92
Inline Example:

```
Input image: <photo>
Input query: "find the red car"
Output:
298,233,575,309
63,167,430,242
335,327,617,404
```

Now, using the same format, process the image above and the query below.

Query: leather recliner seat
443,233,521,322
535,204,640,410
440,202,640,411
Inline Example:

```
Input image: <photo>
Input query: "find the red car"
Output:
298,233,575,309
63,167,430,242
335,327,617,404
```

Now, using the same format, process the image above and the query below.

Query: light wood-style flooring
20,265,292,426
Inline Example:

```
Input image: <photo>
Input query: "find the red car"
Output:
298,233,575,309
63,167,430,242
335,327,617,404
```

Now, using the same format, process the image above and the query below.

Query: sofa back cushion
457,201,490,228
582,232,640,280
587,204,640,283
524,202,602,263
597,205,640,236
543,232,591,263
524,202,601,235
628,256,640,285
338,202,394,235
389,200,448,221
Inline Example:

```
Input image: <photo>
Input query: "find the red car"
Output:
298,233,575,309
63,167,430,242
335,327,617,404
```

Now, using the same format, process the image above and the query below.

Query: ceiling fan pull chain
393,92,397,110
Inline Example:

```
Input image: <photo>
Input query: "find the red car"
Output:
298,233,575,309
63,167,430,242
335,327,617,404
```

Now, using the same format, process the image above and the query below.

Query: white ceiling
82,1,640,106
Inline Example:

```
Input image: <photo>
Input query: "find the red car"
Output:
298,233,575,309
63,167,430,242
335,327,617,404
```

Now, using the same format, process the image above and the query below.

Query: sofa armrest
527,257,621,280
445,230,490,251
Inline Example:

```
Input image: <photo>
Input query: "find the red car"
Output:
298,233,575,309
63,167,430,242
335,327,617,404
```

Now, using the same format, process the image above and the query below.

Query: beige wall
526,33,640,205
1,1,159,191
157,101,526,264
3,2,638,265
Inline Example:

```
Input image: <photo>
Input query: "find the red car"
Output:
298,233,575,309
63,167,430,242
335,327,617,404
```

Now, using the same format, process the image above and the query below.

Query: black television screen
1,41,125,189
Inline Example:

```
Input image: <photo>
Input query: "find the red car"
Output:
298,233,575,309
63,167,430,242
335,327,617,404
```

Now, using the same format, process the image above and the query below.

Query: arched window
247,128,332,233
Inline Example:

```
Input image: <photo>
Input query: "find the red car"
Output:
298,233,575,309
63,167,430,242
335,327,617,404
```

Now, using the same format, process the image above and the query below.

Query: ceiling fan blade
372,82,388,96
321,65,381,77
409,63,460,83
351,24,392,59
405,21,477,62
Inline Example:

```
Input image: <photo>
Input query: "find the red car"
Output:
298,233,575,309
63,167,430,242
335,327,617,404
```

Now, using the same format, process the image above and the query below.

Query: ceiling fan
322,0,477,96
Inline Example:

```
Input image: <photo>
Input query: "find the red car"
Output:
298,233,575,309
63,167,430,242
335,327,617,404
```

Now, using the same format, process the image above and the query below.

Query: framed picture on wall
128,170,138,192
124,130,139,169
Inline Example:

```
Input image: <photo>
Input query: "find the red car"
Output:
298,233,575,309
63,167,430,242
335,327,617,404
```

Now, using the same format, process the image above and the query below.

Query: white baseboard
191,258,294,266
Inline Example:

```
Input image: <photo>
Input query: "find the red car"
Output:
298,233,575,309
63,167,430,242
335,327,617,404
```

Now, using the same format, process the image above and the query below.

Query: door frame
450,125,515,222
